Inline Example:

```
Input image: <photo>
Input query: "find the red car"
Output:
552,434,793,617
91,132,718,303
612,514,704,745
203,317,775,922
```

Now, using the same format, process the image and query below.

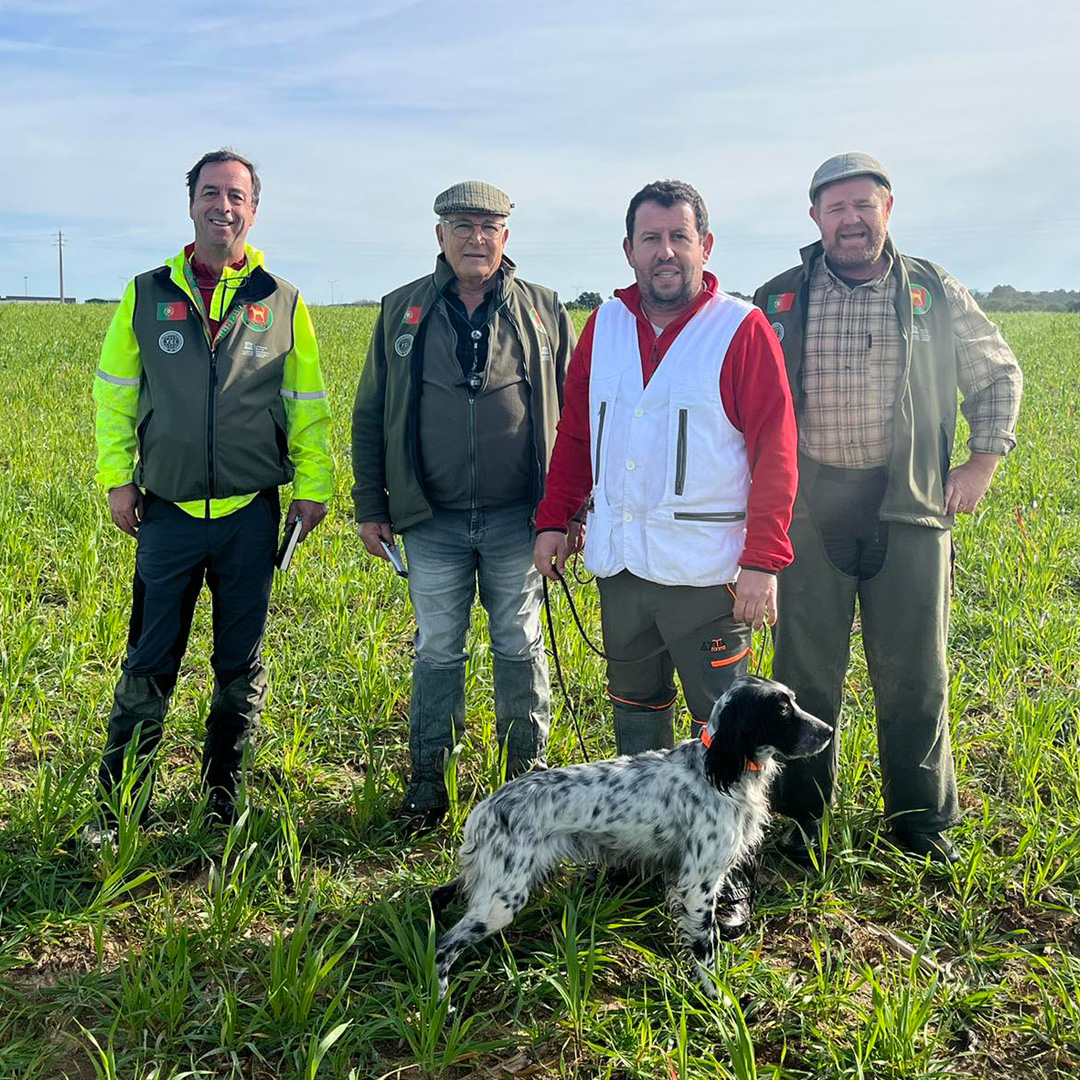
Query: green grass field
0,302,1077,1080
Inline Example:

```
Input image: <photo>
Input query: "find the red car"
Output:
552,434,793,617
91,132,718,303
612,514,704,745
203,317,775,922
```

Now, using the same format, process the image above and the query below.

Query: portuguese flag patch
157,302,187,321
403,306,422,324
766,293,795,314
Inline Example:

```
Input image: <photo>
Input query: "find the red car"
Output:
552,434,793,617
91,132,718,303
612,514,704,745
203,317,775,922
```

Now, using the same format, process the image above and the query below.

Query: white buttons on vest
623,512,633,523
626,460,636,470
634,408,644,417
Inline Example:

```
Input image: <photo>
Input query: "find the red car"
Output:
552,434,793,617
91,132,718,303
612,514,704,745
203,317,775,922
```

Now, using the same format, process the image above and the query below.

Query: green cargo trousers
597,571,751,755
771,466,960,835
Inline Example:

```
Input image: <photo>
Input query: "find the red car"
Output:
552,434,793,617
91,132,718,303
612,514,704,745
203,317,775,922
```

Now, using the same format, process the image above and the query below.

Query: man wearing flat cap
352,181,576,831
756,153,1023,864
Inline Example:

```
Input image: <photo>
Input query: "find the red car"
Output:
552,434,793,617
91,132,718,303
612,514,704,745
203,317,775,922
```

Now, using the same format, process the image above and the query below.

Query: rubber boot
494,654,550,779
202,663,268,824
612,704,675,756
97,673,170,821
403,661,467,815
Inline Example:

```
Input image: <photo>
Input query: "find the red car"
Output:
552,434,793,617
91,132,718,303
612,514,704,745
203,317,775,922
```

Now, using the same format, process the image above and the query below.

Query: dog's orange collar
699,728,764,772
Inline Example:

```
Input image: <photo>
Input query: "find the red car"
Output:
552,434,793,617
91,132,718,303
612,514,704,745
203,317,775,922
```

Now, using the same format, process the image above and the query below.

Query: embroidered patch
394,333,414,357
403,306,422,325
910,286,932,316
767,292,795,314
529,307,548,335
158,330,184,354
156,302,187,322
242,303,273,332
771,320,785,342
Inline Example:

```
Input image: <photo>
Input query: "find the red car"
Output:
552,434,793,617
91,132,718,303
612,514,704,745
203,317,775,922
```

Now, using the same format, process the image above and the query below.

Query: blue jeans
399,503,549,809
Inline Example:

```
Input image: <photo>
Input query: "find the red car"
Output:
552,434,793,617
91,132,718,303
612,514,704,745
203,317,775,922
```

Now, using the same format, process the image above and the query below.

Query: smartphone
380,538,408,577
275,516,304,571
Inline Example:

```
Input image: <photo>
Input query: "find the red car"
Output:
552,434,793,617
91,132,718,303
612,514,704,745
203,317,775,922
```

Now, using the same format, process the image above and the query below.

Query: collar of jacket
163,244,268,306
156,245,276,328
798,235,900,285
433,252,517,305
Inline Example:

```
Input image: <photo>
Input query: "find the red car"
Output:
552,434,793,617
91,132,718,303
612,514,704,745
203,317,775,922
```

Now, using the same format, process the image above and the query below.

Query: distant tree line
973,285,1080,313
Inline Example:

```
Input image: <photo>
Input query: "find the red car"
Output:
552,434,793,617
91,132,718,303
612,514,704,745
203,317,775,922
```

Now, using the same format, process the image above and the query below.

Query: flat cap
433,180,513,217
809,152,891,202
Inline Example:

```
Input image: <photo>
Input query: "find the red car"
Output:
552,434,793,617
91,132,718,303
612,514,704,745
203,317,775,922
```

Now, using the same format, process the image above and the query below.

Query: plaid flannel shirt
800,253,1022,468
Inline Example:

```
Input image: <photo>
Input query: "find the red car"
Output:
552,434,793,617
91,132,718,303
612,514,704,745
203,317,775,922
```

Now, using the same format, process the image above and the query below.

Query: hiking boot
80,821,118,849
889,829,959,865
206,789,238,827
715,864,756,941
391,800,449,836
612,705,675,756
777,818,822,866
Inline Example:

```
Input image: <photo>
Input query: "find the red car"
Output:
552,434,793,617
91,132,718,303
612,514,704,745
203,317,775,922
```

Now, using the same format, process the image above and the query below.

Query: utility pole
56,230,66,302
23,275,28,297
329,279,337,306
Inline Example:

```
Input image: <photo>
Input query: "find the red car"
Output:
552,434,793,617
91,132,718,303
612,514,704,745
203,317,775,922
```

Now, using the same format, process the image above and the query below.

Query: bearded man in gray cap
756,153,1023,864
352,181,577,832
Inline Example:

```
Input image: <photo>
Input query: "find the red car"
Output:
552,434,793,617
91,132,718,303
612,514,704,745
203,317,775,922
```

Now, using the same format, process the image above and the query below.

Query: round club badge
771,321,785,343
394,333,414,357
158,330,184,354
241,303,273,332
910,287,932,316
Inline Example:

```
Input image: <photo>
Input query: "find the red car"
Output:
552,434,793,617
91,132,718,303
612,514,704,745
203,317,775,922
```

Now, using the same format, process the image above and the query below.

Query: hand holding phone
379,539,408,577
275,516,304,571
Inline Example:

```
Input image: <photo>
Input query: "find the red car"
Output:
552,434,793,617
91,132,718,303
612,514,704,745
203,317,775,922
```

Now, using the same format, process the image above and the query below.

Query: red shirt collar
184,242,247,280
614,270,719,334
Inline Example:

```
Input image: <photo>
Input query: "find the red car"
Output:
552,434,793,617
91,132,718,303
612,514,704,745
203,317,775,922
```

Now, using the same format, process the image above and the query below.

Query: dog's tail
430,877,462,921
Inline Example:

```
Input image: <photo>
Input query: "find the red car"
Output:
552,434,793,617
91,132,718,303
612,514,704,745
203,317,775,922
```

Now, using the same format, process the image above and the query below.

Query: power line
55,230,66,302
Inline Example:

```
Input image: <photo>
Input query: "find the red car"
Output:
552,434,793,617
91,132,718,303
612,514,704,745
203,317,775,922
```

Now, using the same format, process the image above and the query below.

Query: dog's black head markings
702,675,834,793
432,675,832,1000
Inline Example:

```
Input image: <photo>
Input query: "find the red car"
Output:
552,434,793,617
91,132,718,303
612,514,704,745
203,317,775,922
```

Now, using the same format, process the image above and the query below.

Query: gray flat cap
433,180,513,216
809,153,891,202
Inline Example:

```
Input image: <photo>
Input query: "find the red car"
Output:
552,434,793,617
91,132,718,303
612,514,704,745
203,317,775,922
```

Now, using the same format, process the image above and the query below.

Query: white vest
584,292,753,586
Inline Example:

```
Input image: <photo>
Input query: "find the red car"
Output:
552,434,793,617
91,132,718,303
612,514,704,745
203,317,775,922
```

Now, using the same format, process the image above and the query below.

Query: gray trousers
771,463,959,834
597,570,751,753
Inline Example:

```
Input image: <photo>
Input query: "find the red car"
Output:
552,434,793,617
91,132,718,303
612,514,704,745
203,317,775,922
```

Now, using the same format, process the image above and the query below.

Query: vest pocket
593,400,607,485
269,408,289,466
675,408,688,495
672,511,746,522
136,409,154,461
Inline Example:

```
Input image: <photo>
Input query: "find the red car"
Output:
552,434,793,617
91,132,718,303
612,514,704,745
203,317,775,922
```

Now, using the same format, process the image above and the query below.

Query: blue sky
1,0,1076,303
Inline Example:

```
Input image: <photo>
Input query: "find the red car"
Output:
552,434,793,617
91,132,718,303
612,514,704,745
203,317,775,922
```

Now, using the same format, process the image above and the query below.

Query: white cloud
1,0,1077,300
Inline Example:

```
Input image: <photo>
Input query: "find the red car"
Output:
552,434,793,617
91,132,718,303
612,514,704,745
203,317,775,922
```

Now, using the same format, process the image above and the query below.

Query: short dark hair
186,148,261,207
625,180,709,242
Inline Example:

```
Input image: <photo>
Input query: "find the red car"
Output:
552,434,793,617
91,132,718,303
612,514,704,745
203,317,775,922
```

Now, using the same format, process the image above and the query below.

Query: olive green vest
131,264,298,502
361,256,565,530
755,240,957,529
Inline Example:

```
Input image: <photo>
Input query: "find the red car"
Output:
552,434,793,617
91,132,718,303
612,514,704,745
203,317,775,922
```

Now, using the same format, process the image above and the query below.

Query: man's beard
640,261,699,309
825,226,887,273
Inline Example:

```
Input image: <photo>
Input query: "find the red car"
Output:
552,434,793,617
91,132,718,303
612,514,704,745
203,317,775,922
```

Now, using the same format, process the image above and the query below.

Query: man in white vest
533,180,799,935
534,179,798,753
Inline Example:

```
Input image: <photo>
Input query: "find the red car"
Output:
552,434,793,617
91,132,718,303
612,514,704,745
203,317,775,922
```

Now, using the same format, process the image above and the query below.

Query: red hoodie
535,272,798,572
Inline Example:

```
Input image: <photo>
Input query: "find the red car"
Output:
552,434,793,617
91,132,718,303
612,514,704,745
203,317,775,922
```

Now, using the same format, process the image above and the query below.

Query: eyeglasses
442,219,505,240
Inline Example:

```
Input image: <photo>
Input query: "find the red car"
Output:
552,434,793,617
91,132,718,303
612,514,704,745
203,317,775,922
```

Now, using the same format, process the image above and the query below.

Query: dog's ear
703,692,751,793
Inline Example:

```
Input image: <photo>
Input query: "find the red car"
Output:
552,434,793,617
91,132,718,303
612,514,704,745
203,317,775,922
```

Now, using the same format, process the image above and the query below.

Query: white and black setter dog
431,675,832,997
